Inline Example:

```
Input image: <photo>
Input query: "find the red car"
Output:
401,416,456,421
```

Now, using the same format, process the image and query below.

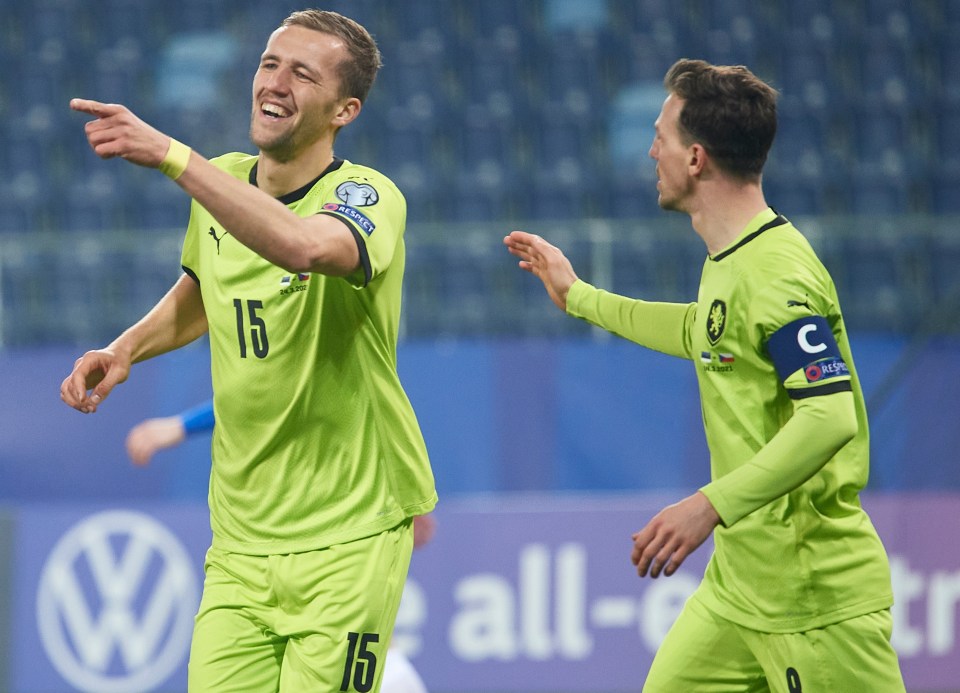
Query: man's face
649,94,695,212
250,24,350,160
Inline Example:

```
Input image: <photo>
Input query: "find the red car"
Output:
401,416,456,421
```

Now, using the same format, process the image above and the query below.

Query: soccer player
504,59,905,691
60,9,437,692
125,399,435,693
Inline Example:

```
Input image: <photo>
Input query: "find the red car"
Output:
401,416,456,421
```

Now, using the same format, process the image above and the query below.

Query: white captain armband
766,316,852,399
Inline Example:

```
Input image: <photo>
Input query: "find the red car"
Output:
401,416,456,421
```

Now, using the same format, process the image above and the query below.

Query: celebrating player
125,398,435,692
505,58,905,691
61,9,436,692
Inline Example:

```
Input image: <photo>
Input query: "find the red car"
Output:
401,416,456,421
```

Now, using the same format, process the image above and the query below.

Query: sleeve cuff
565,279,594,317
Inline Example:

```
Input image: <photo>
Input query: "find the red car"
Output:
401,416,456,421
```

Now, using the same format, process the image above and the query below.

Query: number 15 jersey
181,153,436,556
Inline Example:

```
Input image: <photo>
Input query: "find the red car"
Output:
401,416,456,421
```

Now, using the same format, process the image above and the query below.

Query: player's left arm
629,385,856,578
700,389,857,527
71,99,359,276
700,287,858,526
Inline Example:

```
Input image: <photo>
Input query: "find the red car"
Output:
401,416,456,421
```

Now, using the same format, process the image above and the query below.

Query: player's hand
126,416,187,466
70,98,171,169
59,348,131,414
631,491,721,578
412,513,436,549
503,231,578,311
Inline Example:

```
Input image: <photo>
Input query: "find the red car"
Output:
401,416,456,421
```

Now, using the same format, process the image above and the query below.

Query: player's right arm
60,274,207,414
504,230,695,359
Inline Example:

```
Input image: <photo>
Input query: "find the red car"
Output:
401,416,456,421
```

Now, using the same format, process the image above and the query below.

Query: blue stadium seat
764,178,825,217
462,0,535,35
543,0,610,33
610,236,660,298
535,110,588,169
929,170,960,215
0,195,40,235
530,177,582,221
936,105,960,172
607,82,661,174
770,107,828,176
858,39,914,106
849,176,911,215
850,105,909,173
136,179,191,231
454,107,519,172
926,231,960,304
602,175,661,219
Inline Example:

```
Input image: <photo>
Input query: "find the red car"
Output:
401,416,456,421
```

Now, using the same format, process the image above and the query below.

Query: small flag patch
719,353,735,363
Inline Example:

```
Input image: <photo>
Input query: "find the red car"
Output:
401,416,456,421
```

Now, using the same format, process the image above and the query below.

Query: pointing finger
70,98,122,118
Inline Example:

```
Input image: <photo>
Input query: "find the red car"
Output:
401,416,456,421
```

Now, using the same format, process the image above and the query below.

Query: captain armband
766,316,852,399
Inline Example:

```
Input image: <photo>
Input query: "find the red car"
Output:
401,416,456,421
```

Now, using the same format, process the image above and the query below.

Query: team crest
706,299,727,346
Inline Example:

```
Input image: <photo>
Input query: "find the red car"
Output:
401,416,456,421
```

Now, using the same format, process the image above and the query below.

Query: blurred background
1,0,959,691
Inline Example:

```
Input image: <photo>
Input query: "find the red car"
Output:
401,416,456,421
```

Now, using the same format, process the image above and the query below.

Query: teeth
262,103,289,117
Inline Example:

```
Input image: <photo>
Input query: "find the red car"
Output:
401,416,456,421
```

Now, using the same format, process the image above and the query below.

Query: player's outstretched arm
126,398,215,466
60,274,207,414
503,231,579,312
126,416,186,466
630,491,721,579
70,99,361,277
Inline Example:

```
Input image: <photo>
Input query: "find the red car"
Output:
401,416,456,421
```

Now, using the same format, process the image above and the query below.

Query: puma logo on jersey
209,227,229,254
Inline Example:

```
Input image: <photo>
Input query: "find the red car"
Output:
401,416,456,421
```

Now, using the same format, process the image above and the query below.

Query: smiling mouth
261,103,291,120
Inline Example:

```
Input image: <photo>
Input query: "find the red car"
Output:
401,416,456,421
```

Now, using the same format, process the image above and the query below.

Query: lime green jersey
567,208,893,632
181,154,436,555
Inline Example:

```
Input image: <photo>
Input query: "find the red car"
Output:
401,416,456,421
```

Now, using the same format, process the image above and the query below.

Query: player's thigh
188,550,284,692
279,519,414,693
747,609,906,693
643,597,768,693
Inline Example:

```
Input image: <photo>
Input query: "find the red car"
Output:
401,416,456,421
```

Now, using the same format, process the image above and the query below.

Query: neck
688,179,769,256
256,140,336,198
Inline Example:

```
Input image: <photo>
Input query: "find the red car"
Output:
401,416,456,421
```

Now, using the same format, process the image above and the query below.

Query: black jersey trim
319,211,372,287
711,212,789,262
248,157,345,205
787,380,853,400
182,265,200,286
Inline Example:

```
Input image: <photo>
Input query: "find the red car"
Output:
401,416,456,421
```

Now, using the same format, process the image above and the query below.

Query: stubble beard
250,118,301,163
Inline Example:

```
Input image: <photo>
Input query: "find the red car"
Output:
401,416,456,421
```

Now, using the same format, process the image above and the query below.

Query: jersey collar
247,157,345,205
709,207,788,262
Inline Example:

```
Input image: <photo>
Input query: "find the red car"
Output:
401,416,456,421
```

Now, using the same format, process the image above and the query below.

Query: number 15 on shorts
340,632,379,692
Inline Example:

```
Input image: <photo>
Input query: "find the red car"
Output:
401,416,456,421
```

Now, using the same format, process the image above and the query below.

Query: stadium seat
935,105,960,172
849,176,911,215
0,196,39,235
926,230,960,305
607,82,661,175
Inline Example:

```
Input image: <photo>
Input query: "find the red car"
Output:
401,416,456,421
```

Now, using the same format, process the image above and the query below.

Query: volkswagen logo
36,510,199,693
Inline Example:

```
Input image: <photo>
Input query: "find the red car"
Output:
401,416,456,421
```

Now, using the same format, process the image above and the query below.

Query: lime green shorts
643,595,906,693
188,519,413,693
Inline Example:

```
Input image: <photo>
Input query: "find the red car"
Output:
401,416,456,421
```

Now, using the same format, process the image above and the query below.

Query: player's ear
688,143,708,176
332,97,361,128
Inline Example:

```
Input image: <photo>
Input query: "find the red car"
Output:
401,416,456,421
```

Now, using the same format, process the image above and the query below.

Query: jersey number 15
233,298,269,358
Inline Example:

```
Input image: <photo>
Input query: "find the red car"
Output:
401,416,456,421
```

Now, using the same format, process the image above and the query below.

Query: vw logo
36,510,199,693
